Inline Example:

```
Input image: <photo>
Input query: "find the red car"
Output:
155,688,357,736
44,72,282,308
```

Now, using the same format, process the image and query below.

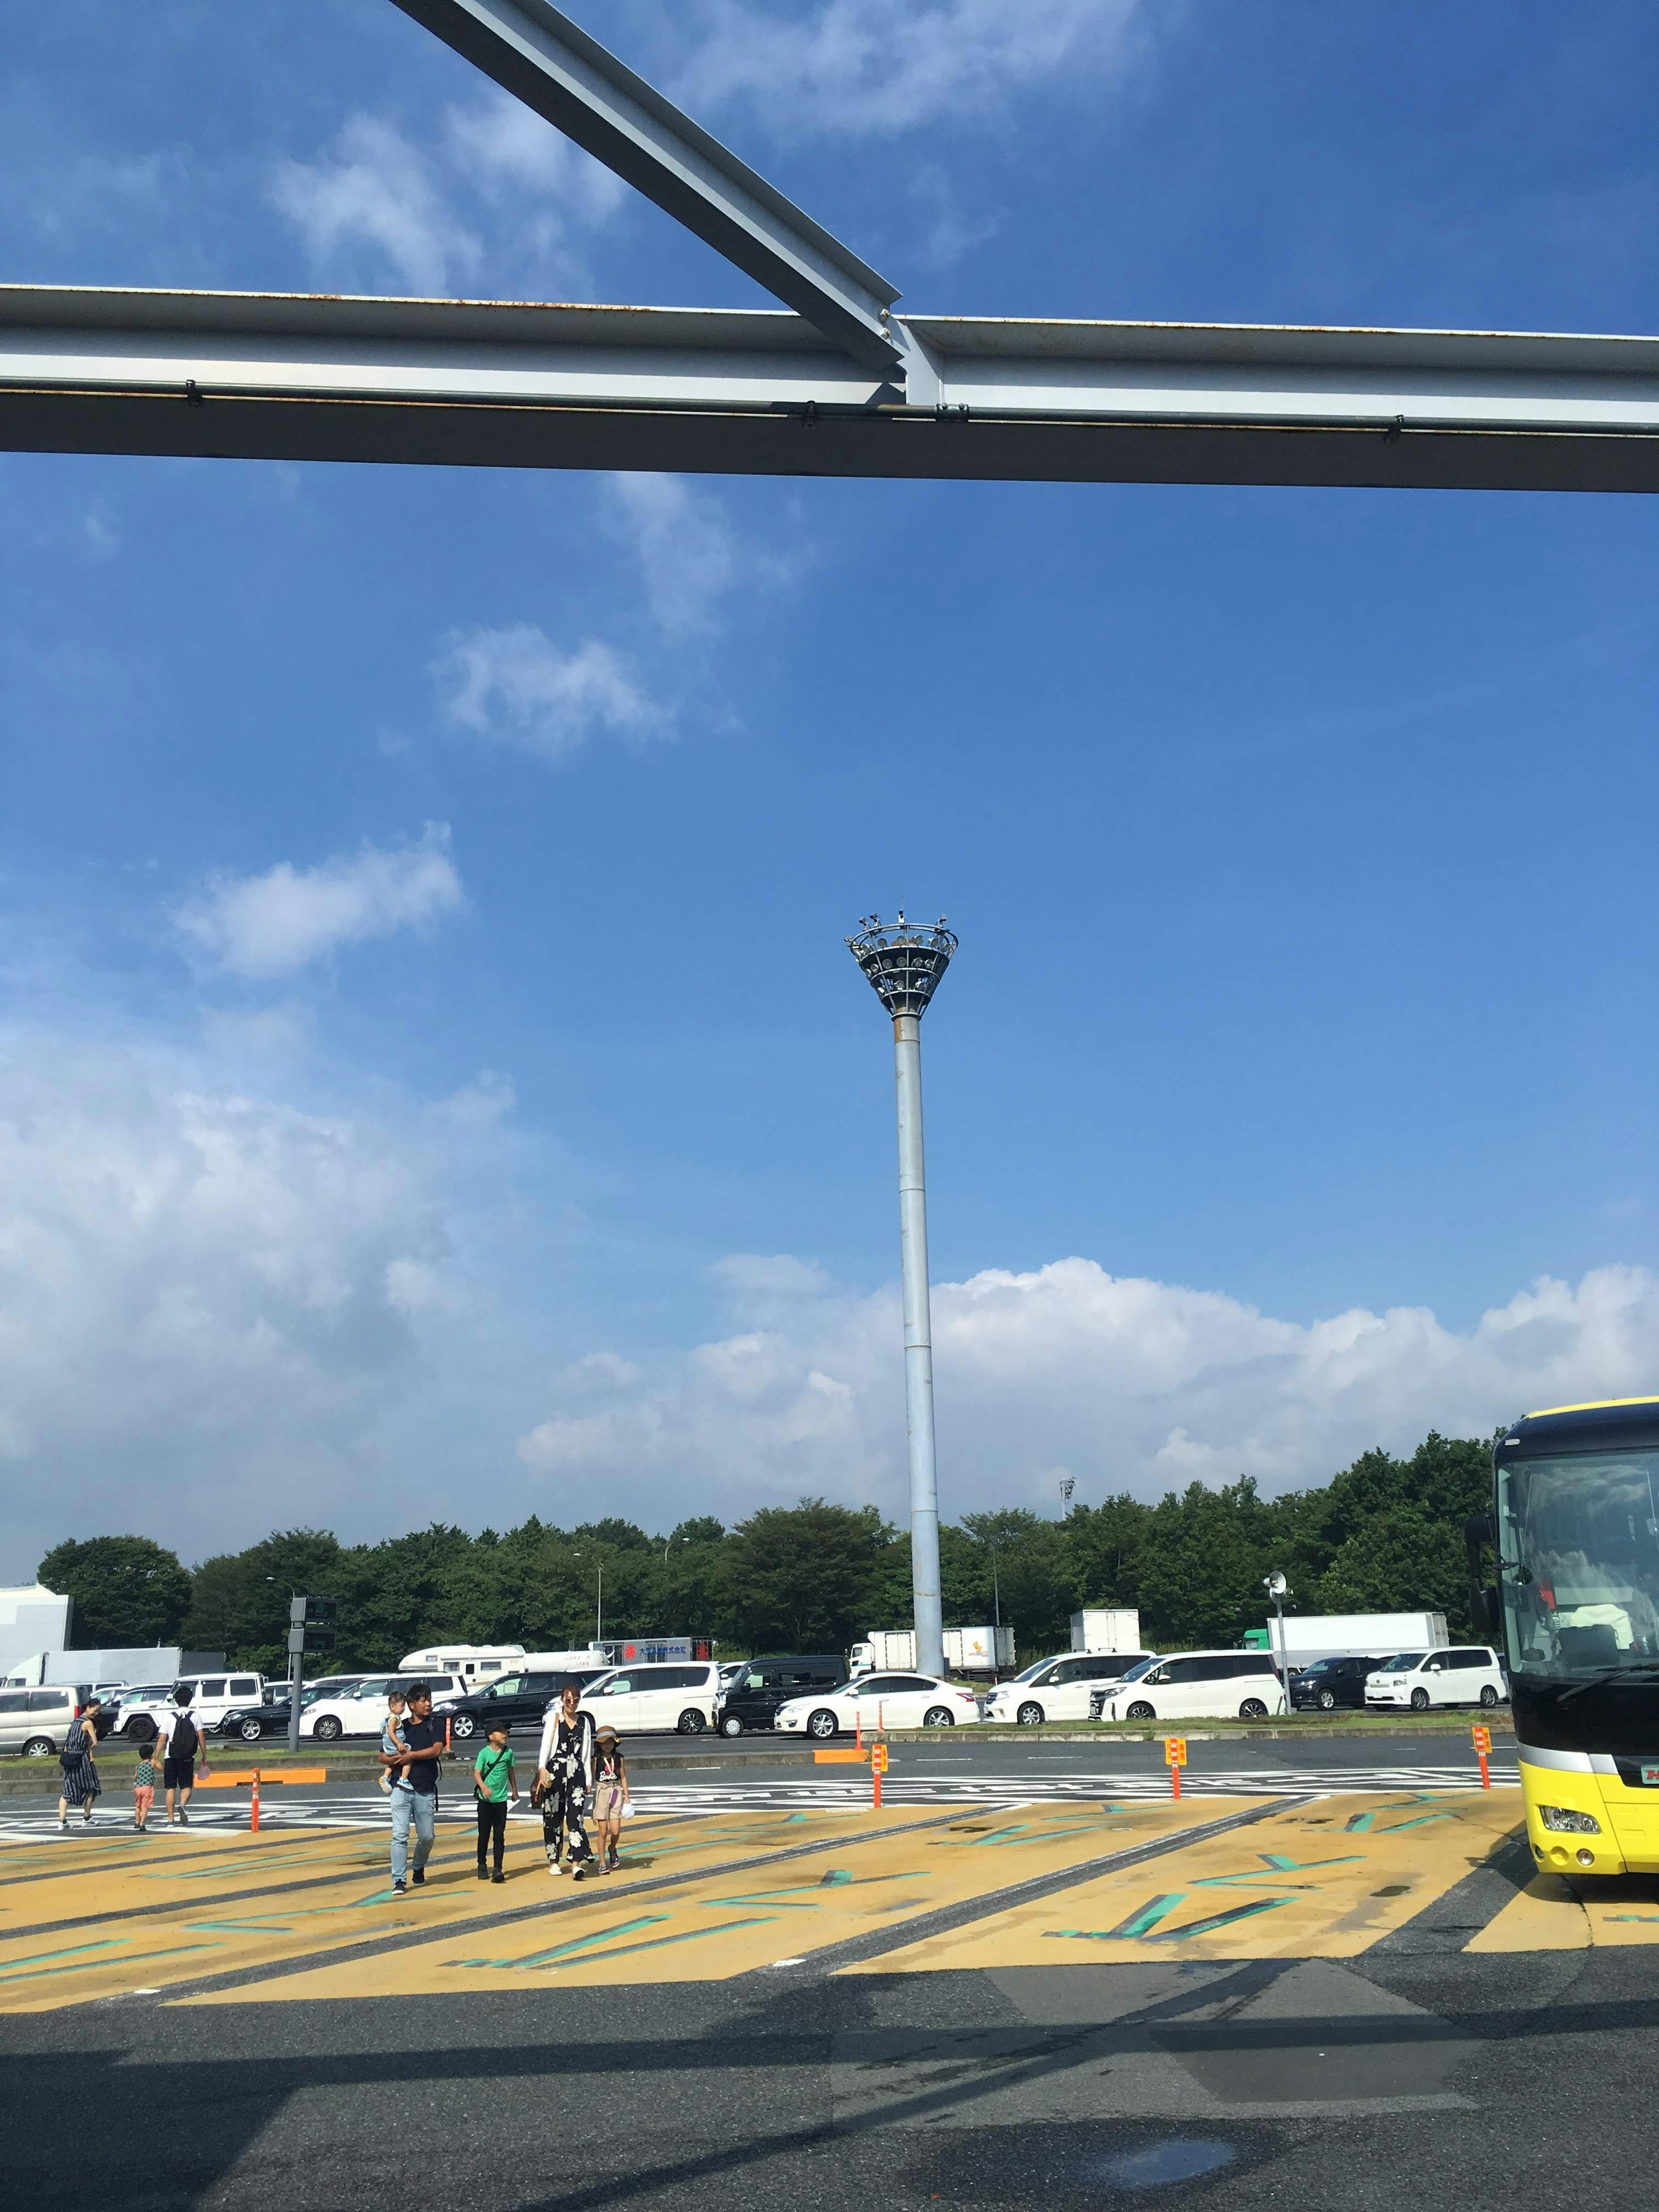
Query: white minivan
1365,1646,1507,1712
117,1674,266,1741
579,1663,722,1736
983,1651,1155,1726
1100,1650,1286,1723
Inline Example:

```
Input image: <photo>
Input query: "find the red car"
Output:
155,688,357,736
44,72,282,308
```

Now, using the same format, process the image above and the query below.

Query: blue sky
5,0,1659,1575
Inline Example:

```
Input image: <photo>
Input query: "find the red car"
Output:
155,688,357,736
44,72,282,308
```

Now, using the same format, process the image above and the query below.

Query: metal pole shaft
893,1014,944,1678
286,1595,302,1756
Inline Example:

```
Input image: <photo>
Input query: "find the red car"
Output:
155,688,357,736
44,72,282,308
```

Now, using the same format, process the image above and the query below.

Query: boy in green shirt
474,1719,519,1882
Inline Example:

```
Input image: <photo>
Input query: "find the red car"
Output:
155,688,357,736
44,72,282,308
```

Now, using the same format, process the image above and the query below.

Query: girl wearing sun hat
590,1724,630,1872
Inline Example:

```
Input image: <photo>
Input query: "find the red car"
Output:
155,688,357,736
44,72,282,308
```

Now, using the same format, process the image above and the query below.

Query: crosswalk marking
0,1761,1517,1846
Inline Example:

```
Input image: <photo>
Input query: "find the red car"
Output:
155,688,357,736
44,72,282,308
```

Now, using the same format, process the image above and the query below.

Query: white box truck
944,1626,1016,1675
1070,1608,1142,1655
850,1627,1015,1676
1262,1611,1448,1671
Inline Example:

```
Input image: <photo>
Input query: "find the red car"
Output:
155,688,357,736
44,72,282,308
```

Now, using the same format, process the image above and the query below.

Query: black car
438,1667,610,1741
1288,1655,1381,1711
718,1655,846,1736
218,1693,295,1742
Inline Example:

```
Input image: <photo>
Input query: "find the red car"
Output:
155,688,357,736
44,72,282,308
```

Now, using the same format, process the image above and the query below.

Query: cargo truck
849,1626,1016,1676
1070,1608,1143,1655
1261,1611,1449,1672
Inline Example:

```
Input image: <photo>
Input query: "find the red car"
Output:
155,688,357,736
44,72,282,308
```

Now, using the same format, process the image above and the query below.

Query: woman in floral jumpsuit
535,1679,597,1879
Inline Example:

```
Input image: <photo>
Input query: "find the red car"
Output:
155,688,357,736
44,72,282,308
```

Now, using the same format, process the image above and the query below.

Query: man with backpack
156,1685,203,1826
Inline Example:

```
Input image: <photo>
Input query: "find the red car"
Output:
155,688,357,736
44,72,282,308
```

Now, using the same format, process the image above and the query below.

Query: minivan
717,1655,845,1735
300,1673,469,1741
579,1662,722,1735
985,1651,1155,1727
0,1684,95,1757
1365,1646,1507,1712
1100,1650,1287,1723
117,1674,266,1742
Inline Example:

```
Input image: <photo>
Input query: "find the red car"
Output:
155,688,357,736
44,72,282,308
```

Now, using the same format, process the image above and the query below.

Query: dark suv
1288,1655,1381,1711
438,1667,610,1741
718,1655,845,1735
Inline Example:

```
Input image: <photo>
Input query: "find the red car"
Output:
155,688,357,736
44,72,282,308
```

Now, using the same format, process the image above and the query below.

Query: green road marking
473,1915,671,1968
0,1941,219,1986
1193,1853,1362,1888
1379,1814,1453,1831
1141,1894,1293,1942
1048,1890,1295,1945
1608,1914,1659,1923
517,1916,778,1971
819,1870,852,1886
699,1872,929,1909
0,1939,125,1976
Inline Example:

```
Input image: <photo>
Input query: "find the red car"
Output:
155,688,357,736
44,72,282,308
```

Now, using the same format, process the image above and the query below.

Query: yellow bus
1481,1397,1659,1876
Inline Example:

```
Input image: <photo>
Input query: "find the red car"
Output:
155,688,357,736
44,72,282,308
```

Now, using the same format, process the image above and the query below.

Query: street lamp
572,1551,604,1648
847,909,958,1680
1264,1570,1290,1710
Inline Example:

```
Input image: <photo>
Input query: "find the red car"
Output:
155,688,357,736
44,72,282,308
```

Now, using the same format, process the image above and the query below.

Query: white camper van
397,1644,526,1686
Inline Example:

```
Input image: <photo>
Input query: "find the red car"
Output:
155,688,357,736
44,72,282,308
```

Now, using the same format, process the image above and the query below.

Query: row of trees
38,1431,1493,1675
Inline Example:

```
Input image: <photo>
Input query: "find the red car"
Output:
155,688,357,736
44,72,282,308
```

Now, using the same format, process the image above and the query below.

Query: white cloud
270,114,478,294
437,626,662,760
674,0,1150,136
175,826,464,979
0,1036,464,1565
445,91,628,222
601,474,742,639
515,1254,1659,1513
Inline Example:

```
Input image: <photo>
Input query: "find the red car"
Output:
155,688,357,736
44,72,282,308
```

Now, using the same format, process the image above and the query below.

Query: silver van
0,1684,95,1757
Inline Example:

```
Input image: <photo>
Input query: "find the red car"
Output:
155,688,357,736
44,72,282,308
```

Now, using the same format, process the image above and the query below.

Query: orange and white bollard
1472,1723,1492,1789
250,1770,261,1832
871,1742,888,1811
1164,1735,1187,1801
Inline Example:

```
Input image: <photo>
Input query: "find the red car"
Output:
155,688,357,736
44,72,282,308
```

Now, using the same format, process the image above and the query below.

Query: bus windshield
1498,1449,1659,1678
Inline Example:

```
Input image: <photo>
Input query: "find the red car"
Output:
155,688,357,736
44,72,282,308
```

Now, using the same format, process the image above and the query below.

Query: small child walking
591,1725,630,1872
473,1719,519,1882
133,1744,157,1832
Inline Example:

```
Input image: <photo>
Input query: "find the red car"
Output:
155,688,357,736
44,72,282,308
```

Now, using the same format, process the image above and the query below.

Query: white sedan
775,1671,982,1738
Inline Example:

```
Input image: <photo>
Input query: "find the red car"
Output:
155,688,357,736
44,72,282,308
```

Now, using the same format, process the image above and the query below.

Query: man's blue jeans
390,1782,435,1883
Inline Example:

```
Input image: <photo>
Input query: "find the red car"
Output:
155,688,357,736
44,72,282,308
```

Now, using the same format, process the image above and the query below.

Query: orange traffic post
1164,1735,1188,1801
1472,1723,1492,1789
871,1741,889,1811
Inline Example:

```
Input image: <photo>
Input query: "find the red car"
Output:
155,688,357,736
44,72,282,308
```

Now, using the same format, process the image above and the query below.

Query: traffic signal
302,1595,337,1653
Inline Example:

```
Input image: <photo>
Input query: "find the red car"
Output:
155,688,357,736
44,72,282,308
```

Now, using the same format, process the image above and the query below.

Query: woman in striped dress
57,1698,103,1828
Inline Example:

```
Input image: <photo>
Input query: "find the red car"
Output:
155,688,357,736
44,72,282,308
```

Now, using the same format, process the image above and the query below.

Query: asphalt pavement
5,1726,1635,2212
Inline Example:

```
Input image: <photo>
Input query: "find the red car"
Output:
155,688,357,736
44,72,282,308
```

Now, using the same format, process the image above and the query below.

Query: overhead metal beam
7,285,1659,492
386,0,903,376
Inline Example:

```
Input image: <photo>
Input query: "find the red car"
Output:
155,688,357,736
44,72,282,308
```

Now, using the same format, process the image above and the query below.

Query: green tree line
38,1431,1493,1675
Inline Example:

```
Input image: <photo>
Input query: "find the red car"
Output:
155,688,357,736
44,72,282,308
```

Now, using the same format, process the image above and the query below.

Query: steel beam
387,0,902,375
7,286,1659,492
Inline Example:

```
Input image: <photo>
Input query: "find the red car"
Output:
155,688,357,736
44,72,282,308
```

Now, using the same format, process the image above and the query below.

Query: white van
579,1663,722,1736
1365,1646,1507,1712
117,1673,266,1742
983,1651,1155,1726
1100,1650,1286,1723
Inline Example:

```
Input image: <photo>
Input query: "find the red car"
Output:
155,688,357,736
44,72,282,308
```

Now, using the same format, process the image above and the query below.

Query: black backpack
169,1711,199,1760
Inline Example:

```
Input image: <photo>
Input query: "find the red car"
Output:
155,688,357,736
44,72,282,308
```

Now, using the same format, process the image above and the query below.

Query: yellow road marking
844,1793,1522,1971
1467,1871,1659,1950
173,1799,1238,2002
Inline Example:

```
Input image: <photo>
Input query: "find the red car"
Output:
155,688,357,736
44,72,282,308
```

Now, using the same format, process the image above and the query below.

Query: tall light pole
1265,1570,1290,1712
847,911,958,1681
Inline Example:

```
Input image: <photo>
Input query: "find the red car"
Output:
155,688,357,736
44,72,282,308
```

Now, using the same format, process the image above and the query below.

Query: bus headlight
1538,1805,1601,1834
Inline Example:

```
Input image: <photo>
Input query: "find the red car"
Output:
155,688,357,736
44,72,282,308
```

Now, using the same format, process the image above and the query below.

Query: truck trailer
1261,1611,1449,1671
1070,1608,1143,1655
850,1626,1016,1676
